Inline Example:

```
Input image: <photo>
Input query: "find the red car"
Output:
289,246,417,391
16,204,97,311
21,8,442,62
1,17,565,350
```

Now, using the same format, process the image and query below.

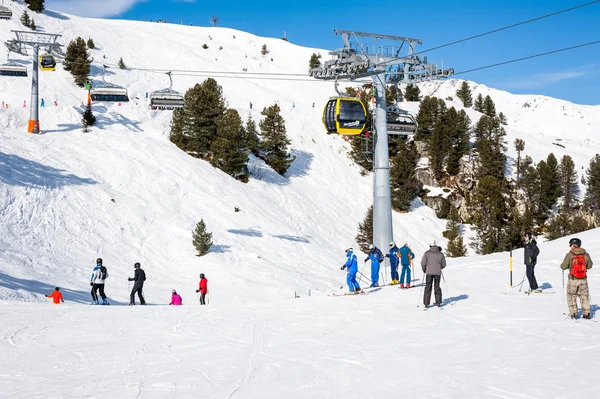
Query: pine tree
473,116,506,180
87,39,95,49
82,101,96,127
118,57,127,69
415,96,444,140
261,44,268,55
404,84,421,101
192,219,213,256
210,109,250,179
27,0,45,13
483,95,496,117
169,78,226,157
498,112,508,125
445,109,471,176
20,10,31,28
63,37,91,87
546,153,561,205
390,141,422,211
444,205,468,257
584,154,600,211
473,93,484,112
514,138,525,187
308,53,321,69
258,104,292,175
386,85,398,106
559,154,578,209
470,176,510,254
455,81,473,108
30,18,36,31
244,115,260,155
355,205,373,253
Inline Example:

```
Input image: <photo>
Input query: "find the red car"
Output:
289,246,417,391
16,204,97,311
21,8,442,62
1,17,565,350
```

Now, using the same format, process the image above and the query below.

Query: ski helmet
345,247,353,253
172,289,177,294
524,232,533,239
430,241,437,247
199,273,205,278
55,287,60,291
389,241,396,247
96,258,103,265
369,244,375,250
134,262,141,268
569,238,582,247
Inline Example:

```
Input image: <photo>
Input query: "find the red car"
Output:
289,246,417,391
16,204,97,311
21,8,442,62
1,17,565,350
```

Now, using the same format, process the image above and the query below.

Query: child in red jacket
46,287,64,304
195,273,208,305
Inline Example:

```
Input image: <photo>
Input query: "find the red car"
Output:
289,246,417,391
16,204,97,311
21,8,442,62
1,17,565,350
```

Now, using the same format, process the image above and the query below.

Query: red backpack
570,251,588,279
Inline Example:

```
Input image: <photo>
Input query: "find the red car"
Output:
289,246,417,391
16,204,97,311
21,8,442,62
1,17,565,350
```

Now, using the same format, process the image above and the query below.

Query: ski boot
101,299,109,305
583,314,591,320
128,303,135,306
400,284,405,288
91,300,99,305
406,283,411,289
570,314,578,319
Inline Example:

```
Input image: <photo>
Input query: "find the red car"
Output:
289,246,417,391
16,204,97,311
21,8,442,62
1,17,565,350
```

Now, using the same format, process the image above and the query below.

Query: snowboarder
128,262,146,305
387,242,401,285
524,232,541,293
341,247,361,293
365,244,384,287
195,273,208,305
169,290,183,306
46,287,64,304
421,242,446,307
90,258,109,305
40,98,45,107
561,238,593,319
399,242,415,288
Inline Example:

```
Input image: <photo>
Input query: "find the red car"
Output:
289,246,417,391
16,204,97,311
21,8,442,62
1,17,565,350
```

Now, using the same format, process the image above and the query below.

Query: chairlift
386,104,417,136
0,1,12,20
149,72,184,110
90,65,129,102
0,62,27,77
39,53,56,71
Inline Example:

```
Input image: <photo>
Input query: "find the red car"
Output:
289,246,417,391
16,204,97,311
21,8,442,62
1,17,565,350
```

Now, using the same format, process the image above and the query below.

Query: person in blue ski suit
399,243,415,288
387,242,401,285
365,244,384,287
341,247,361,292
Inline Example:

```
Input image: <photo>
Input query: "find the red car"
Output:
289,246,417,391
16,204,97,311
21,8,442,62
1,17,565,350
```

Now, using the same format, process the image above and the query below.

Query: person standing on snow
40,98,45,107
128,262,146,305
523,232,541,293
196,273,208,305
90,258,109,305
387,242,401,285
399,242,415,288
169,290,183,306
341,248,361,293
561,238,593,319
365,244,384,287
421,242,446,307
46,287,64,304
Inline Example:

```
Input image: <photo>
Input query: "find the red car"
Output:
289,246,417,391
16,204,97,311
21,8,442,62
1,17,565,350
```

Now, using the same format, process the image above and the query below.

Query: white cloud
47,0,149,18
504,66,594,90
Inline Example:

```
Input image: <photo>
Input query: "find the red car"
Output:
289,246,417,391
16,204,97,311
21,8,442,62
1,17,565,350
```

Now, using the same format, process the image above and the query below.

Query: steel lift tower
309,30,453,255
8,30,62,133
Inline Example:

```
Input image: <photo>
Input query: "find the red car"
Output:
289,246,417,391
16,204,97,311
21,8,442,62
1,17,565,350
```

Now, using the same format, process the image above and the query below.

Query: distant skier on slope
169,290,183,306
365,244,384,287
399,242,415,288
196,273,208,305
523,232,541,293
90,258,109,305
387,242,401,285
561,238,593,319
128,262,146,305
46,287,64,304
341,247,361,293
421,242,446,307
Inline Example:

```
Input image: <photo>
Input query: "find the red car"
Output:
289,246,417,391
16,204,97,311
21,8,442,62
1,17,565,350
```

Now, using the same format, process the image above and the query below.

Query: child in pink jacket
169,290,183,305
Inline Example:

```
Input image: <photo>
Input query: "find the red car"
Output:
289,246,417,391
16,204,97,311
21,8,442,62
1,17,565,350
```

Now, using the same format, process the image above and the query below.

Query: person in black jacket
128,262,146,305
523,232,541,293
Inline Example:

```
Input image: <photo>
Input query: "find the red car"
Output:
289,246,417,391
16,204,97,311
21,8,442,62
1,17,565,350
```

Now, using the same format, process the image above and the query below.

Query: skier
523,232,541,293
249,102,253,109
195,273,208,305
387,242,401,285
365,244,384,287
46,287,64,304
561,238,593,319
40,98,45,107
169,290,183,306
421,242,446,307
90,258,109,305
127,262,146,305
341,247,361,293
399,242,415,288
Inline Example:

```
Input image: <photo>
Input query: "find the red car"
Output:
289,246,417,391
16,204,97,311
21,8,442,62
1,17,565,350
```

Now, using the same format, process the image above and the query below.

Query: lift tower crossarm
333,30,422,45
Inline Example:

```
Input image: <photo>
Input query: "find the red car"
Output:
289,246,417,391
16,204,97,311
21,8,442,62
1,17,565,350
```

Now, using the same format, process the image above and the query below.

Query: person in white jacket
90,258,109,305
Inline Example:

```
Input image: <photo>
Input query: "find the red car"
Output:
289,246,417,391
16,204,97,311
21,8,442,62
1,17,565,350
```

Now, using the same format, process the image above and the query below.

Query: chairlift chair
386,104,417,136
149,72,184,110
0,1,12,19
0,62,27,76
90,65,129,102
39,53,56,71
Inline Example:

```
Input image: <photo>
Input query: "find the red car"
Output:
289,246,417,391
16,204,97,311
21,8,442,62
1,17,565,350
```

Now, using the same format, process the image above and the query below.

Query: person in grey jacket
421,243,447,307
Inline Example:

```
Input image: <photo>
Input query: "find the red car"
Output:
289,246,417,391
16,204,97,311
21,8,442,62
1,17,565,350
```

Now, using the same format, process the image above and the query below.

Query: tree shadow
442,294,469,307
44,122,83,134
43,10,70,20
210,244,231,253
227,229,262,237
97,112,143,132
272,234,310,243
0,272,96,304
285,149,313,178
0,152,97,188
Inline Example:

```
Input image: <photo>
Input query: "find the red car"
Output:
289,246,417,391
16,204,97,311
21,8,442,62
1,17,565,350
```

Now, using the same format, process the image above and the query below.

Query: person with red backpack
561,238,593,319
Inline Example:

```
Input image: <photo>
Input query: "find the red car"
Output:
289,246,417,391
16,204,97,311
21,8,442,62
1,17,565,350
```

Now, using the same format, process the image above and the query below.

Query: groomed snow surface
1,2,600,397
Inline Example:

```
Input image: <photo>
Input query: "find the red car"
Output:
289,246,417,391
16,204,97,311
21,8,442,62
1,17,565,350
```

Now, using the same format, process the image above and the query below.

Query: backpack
99,266,108,280
570,252,587,279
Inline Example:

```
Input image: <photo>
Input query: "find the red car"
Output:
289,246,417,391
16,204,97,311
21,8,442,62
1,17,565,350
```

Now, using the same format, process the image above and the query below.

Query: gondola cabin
322,98,367,135
39,54,56,71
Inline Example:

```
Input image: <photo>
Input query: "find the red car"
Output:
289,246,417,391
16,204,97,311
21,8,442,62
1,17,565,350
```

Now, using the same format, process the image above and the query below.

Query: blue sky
47,0,600,105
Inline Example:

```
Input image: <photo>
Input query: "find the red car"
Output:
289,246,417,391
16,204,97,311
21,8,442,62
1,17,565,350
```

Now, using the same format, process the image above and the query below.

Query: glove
128,278,133,281
364,258,369,263
195,290,199,293
90,282,93,286
340,266,346,270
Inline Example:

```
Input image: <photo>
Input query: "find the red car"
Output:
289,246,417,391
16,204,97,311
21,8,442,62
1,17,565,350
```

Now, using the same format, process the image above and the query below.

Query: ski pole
517,270,526,292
